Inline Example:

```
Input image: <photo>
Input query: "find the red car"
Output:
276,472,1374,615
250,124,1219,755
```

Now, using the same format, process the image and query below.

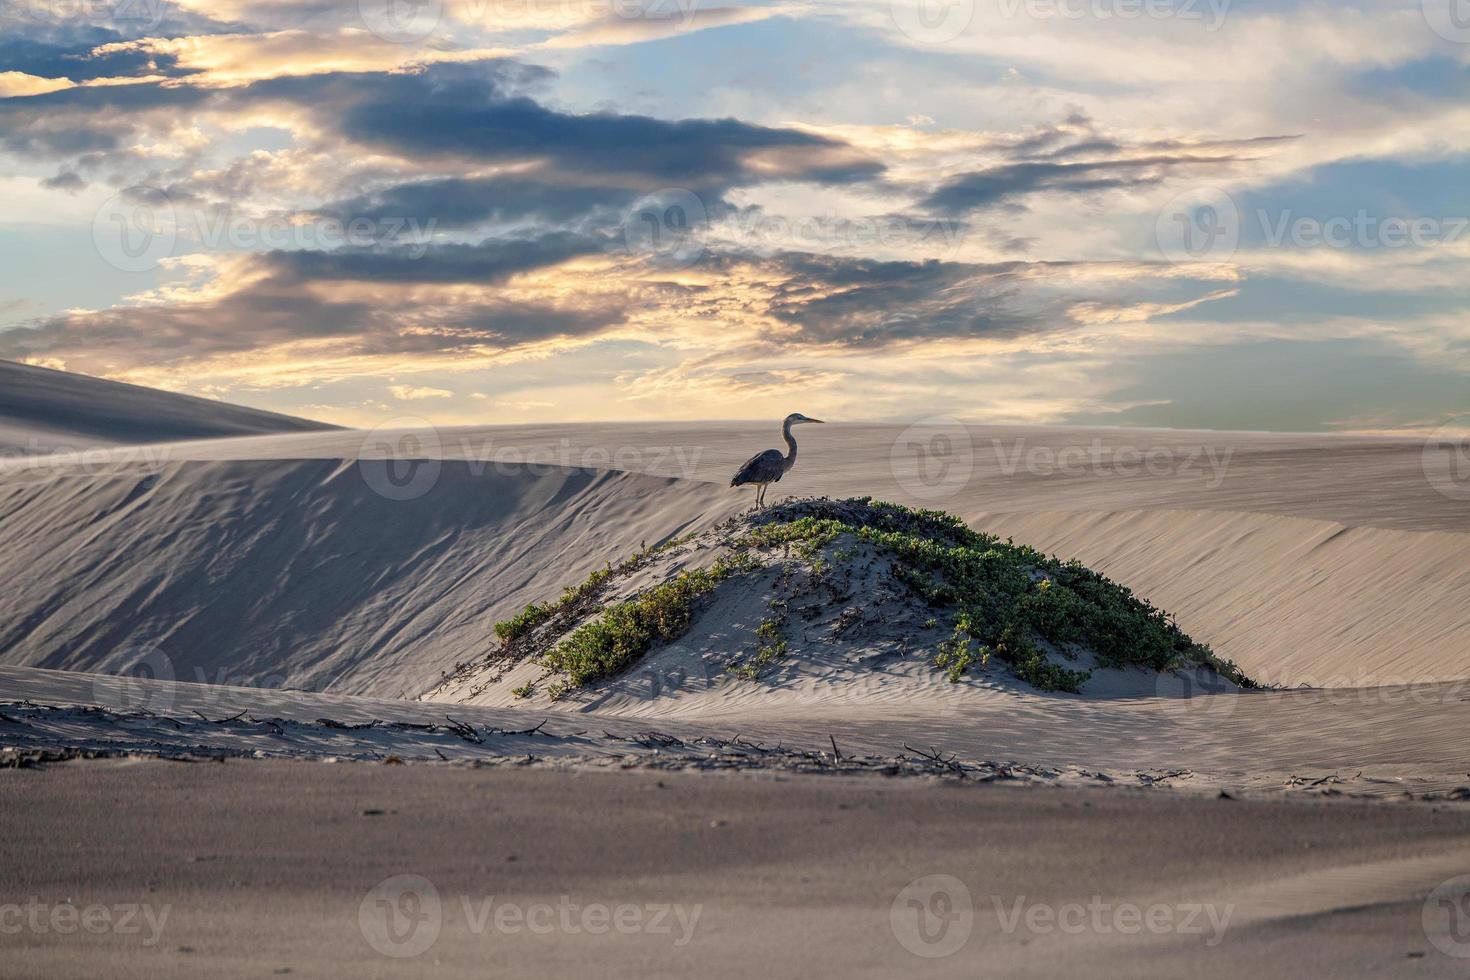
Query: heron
730,413,825,508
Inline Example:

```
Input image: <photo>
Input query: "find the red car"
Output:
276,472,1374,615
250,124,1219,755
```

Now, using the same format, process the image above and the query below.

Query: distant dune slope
0,360,334,452
0,459,733,697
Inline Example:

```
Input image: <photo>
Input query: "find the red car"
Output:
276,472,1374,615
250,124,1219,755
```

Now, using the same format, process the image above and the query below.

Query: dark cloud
924,116,1294,215
241,62,882,187
40,170,86,193
924,154,1242,214
325,176,642,230
262,233,606,284
0,80,209,156
0,255,627,373
0,59,883,213
761,253,1041,347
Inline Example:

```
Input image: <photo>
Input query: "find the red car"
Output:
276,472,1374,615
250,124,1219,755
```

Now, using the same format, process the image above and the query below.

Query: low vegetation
489,498,1252,699
538,552,762,697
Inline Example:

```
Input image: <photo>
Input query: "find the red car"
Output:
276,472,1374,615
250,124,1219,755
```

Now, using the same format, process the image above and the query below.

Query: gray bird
730,413,825,508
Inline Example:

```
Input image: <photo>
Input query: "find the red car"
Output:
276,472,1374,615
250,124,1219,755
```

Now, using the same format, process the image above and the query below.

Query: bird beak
807,418,825,424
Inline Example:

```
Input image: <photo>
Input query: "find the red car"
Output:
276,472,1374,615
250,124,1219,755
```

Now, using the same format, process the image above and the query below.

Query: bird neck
782,418,798,466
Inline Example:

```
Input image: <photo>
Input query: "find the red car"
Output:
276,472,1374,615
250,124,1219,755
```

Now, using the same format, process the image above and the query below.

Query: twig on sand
192,708,248,724
443,716,483,744
490,718,549,738
316,718,380,731
829,734,843,760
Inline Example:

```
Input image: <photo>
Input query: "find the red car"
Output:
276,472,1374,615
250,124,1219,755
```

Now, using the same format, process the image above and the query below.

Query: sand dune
0,459,730,696
0,359,333,453
1,421,1462,695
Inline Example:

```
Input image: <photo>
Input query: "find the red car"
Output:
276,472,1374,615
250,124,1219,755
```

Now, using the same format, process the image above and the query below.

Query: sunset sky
0,0,1467,429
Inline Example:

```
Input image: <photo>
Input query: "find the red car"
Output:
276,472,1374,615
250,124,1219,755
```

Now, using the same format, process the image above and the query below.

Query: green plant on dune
934,614,987,684
730,609,789,681
489,497,1253,698
724,498,1252,694
537,552,762,694
493,533,698,645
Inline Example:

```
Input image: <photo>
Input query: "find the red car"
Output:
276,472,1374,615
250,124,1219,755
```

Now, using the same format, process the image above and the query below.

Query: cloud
93,31,516,85
39,169,87,192
538,5,793,49
0,72,76,98
245,62,883,187
389,383,453,400
0,244,631,382
324,176,640,230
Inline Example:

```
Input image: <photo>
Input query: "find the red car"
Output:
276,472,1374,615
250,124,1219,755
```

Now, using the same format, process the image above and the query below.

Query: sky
0,0,1466,430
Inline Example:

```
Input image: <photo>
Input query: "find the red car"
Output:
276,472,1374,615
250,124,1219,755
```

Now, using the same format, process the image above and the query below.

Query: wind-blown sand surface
1,421,1465,690
6,760,1470,980
3,408,1469,976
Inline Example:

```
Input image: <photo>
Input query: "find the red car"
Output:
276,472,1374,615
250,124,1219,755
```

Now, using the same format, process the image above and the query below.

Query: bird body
731,413,824,507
